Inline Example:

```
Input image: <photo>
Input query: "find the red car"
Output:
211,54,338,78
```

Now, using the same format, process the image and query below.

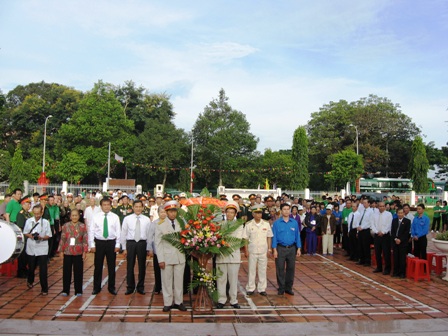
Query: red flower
201,204,207,208
202,220,208,224
180,238,186,244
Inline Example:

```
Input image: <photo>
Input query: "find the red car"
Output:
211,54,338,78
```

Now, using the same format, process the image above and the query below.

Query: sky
1,0,447,152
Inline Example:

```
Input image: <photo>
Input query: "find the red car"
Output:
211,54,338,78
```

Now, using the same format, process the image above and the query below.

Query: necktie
359,209,366,227
134,216,141,241
396,219,402,236
103,213,108,238
171,219,175,230
350,214,354,230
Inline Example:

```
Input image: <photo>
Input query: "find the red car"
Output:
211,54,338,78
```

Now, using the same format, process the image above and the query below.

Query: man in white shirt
372,202,393,275
150,193,164,221
121,200,151,295
23,205,52,295
356,199,374,266
89,198,121,295
84,197,101,230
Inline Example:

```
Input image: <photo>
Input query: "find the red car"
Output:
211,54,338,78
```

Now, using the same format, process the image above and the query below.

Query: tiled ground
1,233,447,324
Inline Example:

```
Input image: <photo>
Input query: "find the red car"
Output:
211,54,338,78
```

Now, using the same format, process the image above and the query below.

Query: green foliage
0,150,11,181
409,136,429,193
435,231,448,241
8,148,27,191
188,259,222,302
306,95,420,189
325,149,364,190
54,152,89,184
55,81,136,181
291,126,309,189
192,89,258,185
261,149,294,189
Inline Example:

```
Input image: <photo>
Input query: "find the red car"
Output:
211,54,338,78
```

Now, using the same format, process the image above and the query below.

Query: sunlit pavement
1,232,447,335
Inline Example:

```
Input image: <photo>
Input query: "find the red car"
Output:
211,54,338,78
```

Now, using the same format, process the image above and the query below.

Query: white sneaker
431,230,434,233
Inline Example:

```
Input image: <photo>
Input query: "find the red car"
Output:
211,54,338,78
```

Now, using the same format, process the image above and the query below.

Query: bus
359,178,413,193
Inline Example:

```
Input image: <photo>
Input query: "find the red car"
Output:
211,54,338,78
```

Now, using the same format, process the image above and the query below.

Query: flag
265,178,269,190
114,153,124,163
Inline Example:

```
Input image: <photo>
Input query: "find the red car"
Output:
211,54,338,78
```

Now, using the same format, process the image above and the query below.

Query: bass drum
0,220,25,264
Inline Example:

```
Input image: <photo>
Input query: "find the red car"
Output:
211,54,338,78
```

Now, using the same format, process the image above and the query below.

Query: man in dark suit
391,208,411,278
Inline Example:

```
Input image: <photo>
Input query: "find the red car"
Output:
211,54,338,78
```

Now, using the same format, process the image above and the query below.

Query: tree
54,152,89,184
0,149,11,182
291,126,309,189
55,81,136,183
409,136,429,193
8,148,28,191
2,82,82,155
325,149,364,190
306,95,420,189
133,112,189,188
192,89,258,186
260,149,294,189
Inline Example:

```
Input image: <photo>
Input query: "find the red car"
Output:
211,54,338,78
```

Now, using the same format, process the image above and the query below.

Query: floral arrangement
188,260,222,302
435,231,448,241
162,197,245,257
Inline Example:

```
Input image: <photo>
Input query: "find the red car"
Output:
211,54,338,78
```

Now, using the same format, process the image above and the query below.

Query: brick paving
1,233,447,325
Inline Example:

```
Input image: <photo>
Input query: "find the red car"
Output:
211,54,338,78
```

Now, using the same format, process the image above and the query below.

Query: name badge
345,217,348,221
70,237,76,246
290,228,295,231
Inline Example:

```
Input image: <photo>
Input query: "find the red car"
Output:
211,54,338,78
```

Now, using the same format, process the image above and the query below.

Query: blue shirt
411,214,429,238
333,211,342,225
272,217,301,249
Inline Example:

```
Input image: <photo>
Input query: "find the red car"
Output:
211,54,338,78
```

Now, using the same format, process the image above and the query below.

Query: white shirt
348,211,361,230
150,205,159,221
84,205,101,227
372,210,393,234
358,207,374,230
120,213,151,249
89,211,121,248
23,217,52,256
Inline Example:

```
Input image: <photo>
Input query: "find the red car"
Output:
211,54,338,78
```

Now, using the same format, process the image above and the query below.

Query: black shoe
27,282,33,289
363,263,371,267
392,273,400,278
125,289,134,295
163,306,171,312
92,290,100,295
399,275,406,279
382,270,390,275
259,291,267,296
137,290,145,295
373,269,382,273
216,303,225,309
231,303,241,309
172,303,187,311
246,291,254,296
285,290,294,296
108,289,117,295
154,291,161,295
277,290,284,295
356,261,364,265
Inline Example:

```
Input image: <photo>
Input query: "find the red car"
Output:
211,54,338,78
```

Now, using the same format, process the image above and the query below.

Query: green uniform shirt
116,204,133,223
5,199,22,223
16,209,31,229
433,205,442,218
341,207,353,224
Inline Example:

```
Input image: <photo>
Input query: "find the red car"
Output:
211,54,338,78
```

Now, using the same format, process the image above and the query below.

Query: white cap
326,204,333,210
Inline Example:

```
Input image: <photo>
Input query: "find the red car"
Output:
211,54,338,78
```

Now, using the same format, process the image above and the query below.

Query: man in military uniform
116,195,133,224
232,194,245,220
155,200,187,312
262,196,274,221
244,205,273,296
140,195,152,218
246,194,257,221
216,200,244,309
150,193,163,221
16,195,32,278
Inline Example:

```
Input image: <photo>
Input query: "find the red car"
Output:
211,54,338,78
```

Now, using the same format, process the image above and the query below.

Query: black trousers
275,245,296,292
300,230,307,254
392,243,408,277
357,229,371,265
374,233,391,272
348,229,358,260
431,217,441,231
17,240,28,277
153,253,162,292
27,254,48,292
342,224,349,252
63,254,83,294
93,239,116,292
125,240,147,291
51,221,61,257
334,225,342,244
48,226,56,259
413,235,427,260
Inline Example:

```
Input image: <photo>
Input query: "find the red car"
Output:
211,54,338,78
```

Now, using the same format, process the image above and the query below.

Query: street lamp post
38,115,52,185
349,124,359,155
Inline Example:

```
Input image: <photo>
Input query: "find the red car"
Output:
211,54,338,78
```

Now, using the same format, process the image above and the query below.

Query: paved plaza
1,233,447,334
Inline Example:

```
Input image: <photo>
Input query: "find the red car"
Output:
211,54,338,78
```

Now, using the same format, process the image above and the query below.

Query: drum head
0,220,22,264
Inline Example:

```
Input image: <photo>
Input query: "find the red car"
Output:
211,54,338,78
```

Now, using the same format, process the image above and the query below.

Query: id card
70,238,76,246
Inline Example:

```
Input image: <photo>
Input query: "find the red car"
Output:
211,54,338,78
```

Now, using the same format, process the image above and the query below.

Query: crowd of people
1,188,445,310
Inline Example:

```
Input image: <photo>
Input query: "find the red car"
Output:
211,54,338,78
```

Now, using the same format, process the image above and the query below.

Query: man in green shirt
5,188,23,223
47,195,60,258
341,199,353,256
432,201,442,232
